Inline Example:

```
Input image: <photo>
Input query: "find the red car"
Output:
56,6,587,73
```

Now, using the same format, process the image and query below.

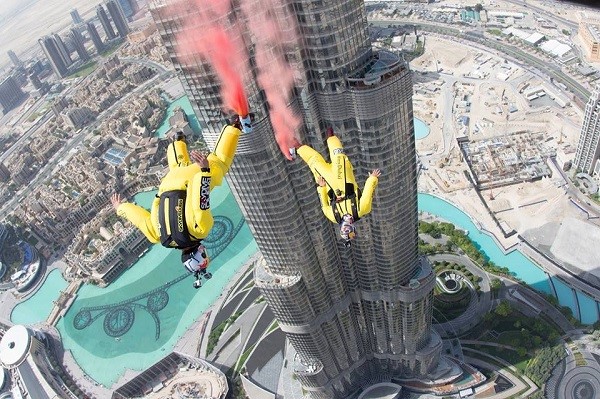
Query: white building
574,84,600,176
0,325,64,399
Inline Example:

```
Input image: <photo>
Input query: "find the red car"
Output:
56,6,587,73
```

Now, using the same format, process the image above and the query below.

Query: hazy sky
0,0,99,69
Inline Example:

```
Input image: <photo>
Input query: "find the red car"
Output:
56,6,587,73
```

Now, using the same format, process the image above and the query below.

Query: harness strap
158,190,200,249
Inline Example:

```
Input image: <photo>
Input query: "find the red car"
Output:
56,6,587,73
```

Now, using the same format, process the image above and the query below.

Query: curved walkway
463,347,538,398
501,278,574,333
430,253,492,337
463,355,529,399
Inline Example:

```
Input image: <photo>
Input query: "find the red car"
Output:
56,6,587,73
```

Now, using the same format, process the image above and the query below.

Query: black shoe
193,279,202,289
204,272,212,279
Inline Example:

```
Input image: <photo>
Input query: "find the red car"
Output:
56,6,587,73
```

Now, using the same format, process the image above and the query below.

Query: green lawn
100,42,123,57
68,61,98,78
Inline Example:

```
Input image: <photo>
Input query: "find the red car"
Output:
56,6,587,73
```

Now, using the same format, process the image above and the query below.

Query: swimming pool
418,193,599,323
414,118,430,140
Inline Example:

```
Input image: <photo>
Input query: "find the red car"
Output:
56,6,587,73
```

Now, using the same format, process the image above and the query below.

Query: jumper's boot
200,269,212,280
288,147,297,160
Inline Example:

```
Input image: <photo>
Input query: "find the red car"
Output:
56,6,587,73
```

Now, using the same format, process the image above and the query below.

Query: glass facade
149,0,440,397
574,84,600,175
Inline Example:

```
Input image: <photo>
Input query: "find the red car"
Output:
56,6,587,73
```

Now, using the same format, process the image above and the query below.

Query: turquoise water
414,118,430,140
11,269,68,325
53,181,258,386
154,96,201,138
576,291,598,325
12,170,600,387
550,277,578,319
419,193,600,323
418,193,551,293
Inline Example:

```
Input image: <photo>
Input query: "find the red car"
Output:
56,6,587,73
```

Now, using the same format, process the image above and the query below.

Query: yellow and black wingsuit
117,124,241,248
297,134,378,224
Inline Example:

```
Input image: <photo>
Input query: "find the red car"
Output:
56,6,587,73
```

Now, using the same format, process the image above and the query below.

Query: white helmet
182,245,209,273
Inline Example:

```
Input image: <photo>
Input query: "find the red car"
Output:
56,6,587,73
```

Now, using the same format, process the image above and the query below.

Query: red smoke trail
240,0,302,159
255,48,301,159
173,0,250,116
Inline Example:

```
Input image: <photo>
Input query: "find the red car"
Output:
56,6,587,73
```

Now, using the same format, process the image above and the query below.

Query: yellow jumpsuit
116,125,241,245
297,136,378,223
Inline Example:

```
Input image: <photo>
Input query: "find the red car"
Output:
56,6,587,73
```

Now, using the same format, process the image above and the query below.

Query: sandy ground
412,33,597,256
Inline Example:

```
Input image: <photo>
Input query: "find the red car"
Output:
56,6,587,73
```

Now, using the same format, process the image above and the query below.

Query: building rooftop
348,51,405,87
550,217,600,275
358,382,402,399
588,24,600,43
540,39,572,57
0,325,30,368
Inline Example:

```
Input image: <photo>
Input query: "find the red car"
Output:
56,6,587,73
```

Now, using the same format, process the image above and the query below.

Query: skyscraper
52,33,72,66
38,35,70,78
97,4,117,41
70,8,83,25
150,1,441,397
575,84,600,175
70,28,90,62
0,76,26,114
106,0,130,38
7,50,23,68
116,0,138,21
87,21,105,54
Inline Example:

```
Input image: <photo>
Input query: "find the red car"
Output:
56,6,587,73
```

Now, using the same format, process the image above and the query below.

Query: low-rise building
62,107,96,129
579,19,600,62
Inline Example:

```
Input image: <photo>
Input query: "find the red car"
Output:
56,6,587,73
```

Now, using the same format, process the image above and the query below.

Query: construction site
407,32,591,249
459,131,556,190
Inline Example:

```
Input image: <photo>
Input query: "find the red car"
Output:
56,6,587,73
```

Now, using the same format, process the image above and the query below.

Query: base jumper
295,128,381,245
112,116,251,287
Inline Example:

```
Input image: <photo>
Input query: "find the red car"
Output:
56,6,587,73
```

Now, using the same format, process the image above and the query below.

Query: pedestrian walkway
430,253,492,337
462,347,539,398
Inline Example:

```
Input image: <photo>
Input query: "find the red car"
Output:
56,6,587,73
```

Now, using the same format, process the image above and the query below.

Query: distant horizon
0,0,99,70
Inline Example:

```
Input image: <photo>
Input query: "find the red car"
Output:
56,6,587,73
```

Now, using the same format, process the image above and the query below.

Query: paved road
503,0,578,30
0,68,174,219
370,20,590,101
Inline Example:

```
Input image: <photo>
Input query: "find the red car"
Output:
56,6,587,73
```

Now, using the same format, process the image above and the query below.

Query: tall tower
51,33,72,66
7,50,22,68
575,84,600,175
70,8,83,25
116,0,136,21
150,1,441,397
86,21,105,54
0,76,26,114
38,36,70,78
97,4,117,41
106,0,130,38
70,28,90,62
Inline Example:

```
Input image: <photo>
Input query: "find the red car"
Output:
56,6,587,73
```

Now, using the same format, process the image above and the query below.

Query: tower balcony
347,50,408,89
